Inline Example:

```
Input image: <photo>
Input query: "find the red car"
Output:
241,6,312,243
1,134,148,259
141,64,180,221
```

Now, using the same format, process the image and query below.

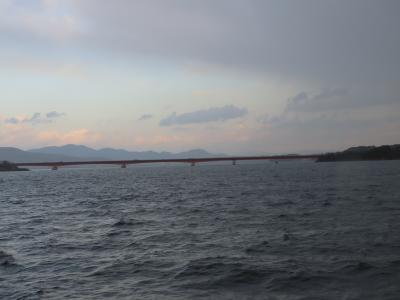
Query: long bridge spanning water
13,155,320,170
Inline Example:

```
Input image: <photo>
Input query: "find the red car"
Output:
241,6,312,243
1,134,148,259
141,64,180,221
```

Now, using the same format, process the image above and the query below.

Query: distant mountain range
0,144,223,163
2,143,400,165
0,147,89,163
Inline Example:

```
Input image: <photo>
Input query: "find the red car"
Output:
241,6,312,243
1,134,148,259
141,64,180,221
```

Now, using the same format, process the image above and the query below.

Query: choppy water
1,161,400,299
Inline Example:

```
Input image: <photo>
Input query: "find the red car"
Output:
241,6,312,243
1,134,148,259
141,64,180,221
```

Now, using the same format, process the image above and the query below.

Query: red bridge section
13,155,320,170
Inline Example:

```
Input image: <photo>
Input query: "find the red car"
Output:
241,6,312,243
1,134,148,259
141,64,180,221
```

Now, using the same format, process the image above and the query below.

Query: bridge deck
13,155,319,168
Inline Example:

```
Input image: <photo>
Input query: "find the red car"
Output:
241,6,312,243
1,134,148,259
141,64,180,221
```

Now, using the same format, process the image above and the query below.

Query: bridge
13,155,320,170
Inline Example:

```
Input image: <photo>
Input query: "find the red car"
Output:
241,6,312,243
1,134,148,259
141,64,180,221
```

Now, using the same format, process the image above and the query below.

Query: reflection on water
1,161,400,299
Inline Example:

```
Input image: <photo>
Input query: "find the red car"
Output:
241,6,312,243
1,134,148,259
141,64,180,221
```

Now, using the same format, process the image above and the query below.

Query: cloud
257,105,400,152
263,113,377,130
0,122,103,148
46,111,66,118
260,88,400,134
4,113,46,125
258,87,400,152
59,1,400,87
138,114,153,121
1,2,400,153
3,111,66,125
23,112,44,124
0,0,83,43
159,105,247,126
37,128,102,145
3,1,399,86
4,117,19,124
285,88,348,112
281,87,400,114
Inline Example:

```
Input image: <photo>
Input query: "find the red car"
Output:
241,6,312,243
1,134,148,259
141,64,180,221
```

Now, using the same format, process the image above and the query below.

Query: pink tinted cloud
0,123,102,148
132,134,194,147
37,128,102,145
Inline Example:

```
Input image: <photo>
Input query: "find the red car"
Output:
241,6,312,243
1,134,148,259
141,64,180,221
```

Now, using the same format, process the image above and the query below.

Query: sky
0,0,399,154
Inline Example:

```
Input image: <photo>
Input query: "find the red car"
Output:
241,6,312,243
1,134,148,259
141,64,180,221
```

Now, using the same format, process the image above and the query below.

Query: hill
0,161,28,172
317,144,400,162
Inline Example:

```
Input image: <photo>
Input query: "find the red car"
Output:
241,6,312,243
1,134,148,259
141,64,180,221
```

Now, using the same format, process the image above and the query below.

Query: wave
337,261,375,273
0,250,18,267
112,218,147,227
87,258,175,278
173,257,270,289
245,241,270,254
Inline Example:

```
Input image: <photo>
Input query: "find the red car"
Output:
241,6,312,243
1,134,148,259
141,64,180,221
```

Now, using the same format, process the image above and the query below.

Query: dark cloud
160,105,247,126
46,111,66,118
69,0,400,86
260,86,398,128
138,114,153,121
286,88,349,112
259,109,400,153
263,113,373,130
285,87,400,113
2,1,400,113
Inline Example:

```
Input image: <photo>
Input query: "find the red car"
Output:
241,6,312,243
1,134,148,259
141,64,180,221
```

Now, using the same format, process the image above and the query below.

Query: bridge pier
232,160,236,165
121,163,127,168
51,166,58,171
191,162,196,167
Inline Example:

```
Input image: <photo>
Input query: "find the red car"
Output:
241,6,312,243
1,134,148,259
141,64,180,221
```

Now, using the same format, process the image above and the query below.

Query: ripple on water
0,162,400,299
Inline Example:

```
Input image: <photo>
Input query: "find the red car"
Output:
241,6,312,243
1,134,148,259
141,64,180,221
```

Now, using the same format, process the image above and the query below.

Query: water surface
1,161,400,299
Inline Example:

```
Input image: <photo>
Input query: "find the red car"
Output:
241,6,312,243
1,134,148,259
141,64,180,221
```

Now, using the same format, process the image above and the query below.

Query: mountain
29,144,104,158
0,147,97,163
29,144,223,160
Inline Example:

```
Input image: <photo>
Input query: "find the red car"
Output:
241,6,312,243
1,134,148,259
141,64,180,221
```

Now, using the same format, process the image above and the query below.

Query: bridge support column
121,163,127,168
51,166,58,171
232,160,236,165
191,162,196,167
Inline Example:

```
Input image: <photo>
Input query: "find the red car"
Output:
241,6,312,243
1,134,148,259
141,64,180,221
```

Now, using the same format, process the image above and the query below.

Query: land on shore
317,145,400,162
0,161,29,172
